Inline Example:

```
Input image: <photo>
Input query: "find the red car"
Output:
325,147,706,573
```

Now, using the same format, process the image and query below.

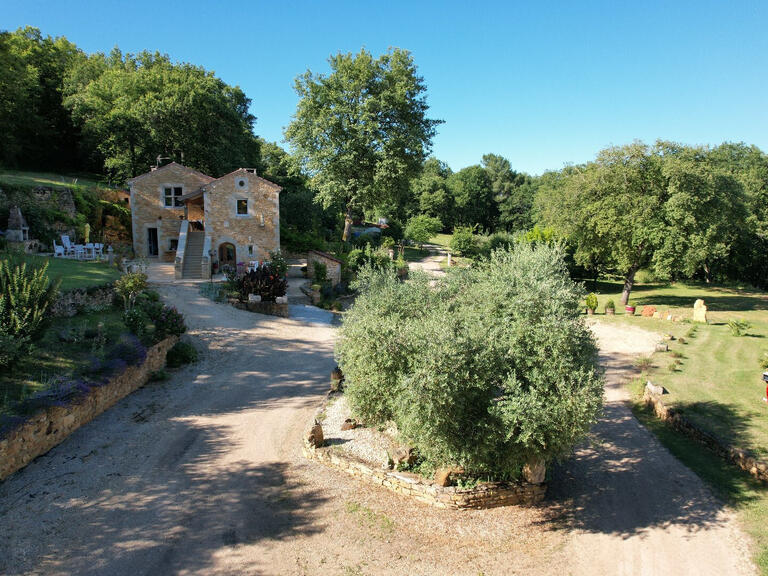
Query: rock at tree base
434,467,465,487
693,299,708,323
340,418,358,431
393,447,416,468
434,468,452,486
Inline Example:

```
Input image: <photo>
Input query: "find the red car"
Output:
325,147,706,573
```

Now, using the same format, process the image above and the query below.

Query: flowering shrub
154,305,186,340
237,262,287,302
13,377,92,413
122,307,148,337
641,305,657,317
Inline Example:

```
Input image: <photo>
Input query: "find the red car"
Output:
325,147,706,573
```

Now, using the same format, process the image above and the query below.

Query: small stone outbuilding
308,250,343,286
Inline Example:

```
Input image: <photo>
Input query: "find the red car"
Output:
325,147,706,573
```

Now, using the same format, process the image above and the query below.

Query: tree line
0,27,259,182
2,29,766,293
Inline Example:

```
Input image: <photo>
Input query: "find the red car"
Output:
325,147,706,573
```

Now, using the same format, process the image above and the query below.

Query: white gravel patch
321,394,399,467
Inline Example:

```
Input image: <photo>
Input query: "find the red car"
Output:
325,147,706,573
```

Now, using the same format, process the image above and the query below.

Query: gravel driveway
0,288,756,575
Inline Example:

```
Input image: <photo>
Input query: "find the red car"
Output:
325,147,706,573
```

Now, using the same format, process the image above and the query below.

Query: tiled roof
126,162,215,185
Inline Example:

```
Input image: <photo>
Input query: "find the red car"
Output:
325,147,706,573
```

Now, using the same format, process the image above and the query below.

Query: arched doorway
218,242,236,266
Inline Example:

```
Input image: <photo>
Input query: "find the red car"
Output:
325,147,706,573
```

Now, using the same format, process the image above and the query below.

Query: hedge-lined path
0,284,755,575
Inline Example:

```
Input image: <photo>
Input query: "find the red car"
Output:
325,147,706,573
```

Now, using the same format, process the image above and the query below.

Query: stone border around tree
302,393,547,509
643,385,768,483
0,335,178,482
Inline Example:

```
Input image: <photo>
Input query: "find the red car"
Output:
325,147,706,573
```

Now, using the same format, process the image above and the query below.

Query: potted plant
625,302,636,315
396,257,409,279
585,293,598,315
604,299,616,315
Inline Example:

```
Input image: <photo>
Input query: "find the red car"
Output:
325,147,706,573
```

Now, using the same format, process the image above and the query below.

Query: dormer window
164,186,183,207
237,199,248,215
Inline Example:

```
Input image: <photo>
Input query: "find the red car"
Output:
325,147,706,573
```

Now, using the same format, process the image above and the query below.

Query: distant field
0,169,106,189
595,281,768,455
428,233,452,247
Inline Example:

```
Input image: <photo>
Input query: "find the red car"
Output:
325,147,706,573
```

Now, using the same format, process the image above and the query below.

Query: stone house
128,162,281,279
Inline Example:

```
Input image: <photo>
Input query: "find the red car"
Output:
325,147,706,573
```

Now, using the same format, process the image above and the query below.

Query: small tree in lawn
114,272,147,311
285,48,441,241
404,215,442,249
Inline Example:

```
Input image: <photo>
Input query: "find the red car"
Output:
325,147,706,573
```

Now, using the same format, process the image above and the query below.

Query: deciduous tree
285,48,441,241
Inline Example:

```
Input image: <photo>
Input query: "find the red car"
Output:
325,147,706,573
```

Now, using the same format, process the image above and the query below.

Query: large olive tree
337,244,604,478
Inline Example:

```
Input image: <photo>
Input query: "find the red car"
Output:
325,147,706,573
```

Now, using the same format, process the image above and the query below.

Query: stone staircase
182,231,205,279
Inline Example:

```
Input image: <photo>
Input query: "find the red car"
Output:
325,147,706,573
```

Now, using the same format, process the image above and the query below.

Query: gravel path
0,285,756,574
549,321,756,575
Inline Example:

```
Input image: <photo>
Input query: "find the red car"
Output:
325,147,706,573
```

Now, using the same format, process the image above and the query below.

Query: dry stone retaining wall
0,336,178,482
644,387,768,483
303,441,546,509
50,284,116,317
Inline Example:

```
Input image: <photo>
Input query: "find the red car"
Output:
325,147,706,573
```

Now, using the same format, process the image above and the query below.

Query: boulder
307,421,324,448
655,343,669,352
340,418,358,431
645,381,665,396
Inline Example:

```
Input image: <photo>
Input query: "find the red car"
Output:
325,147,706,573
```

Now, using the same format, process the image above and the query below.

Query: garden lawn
10,253,121,291
428,233,453,247
0,309,126,418
593,280,768,457
0,169,104,189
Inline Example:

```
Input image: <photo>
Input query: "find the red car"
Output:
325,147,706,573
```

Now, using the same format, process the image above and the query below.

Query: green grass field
5,253,122,291
0,169,105,189
428,233,453,247
594,280,768,455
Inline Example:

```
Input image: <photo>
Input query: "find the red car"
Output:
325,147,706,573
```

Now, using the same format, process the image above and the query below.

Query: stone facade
203,169,280,264
303,440,546,509
128,162,214,259
128,163,281,271
644,384,768,483
308,250,343,286
0,336,178,482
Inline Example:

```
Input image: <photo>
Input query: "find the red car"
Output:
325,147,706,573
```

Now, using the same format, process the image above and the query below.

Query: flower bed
0,336,178,481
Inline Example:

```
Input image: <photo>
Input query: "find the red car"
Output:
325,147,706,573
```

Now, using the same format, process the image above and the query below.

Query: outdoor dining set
52,235,106,260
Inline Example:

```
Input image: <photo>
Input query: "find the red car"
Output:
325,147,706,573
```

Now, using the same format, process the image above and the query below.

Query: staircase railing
201,234,212,279
174,220,190,280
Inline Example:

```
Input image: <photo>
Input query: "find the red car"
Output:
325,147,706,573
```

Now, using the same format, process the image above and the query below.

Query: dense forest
1,27,767,291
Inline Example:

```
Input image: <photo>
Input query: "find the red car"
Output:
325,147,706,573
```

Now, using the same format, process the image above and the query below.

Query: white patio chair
52,240,65,258
84,243,95,260
61,235,74,257
94,243,103,259
73,244,85,260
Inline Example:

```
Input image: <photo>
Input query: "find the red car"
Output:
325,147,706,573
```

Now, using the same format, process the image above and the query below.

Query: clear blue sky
3,0,767,175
